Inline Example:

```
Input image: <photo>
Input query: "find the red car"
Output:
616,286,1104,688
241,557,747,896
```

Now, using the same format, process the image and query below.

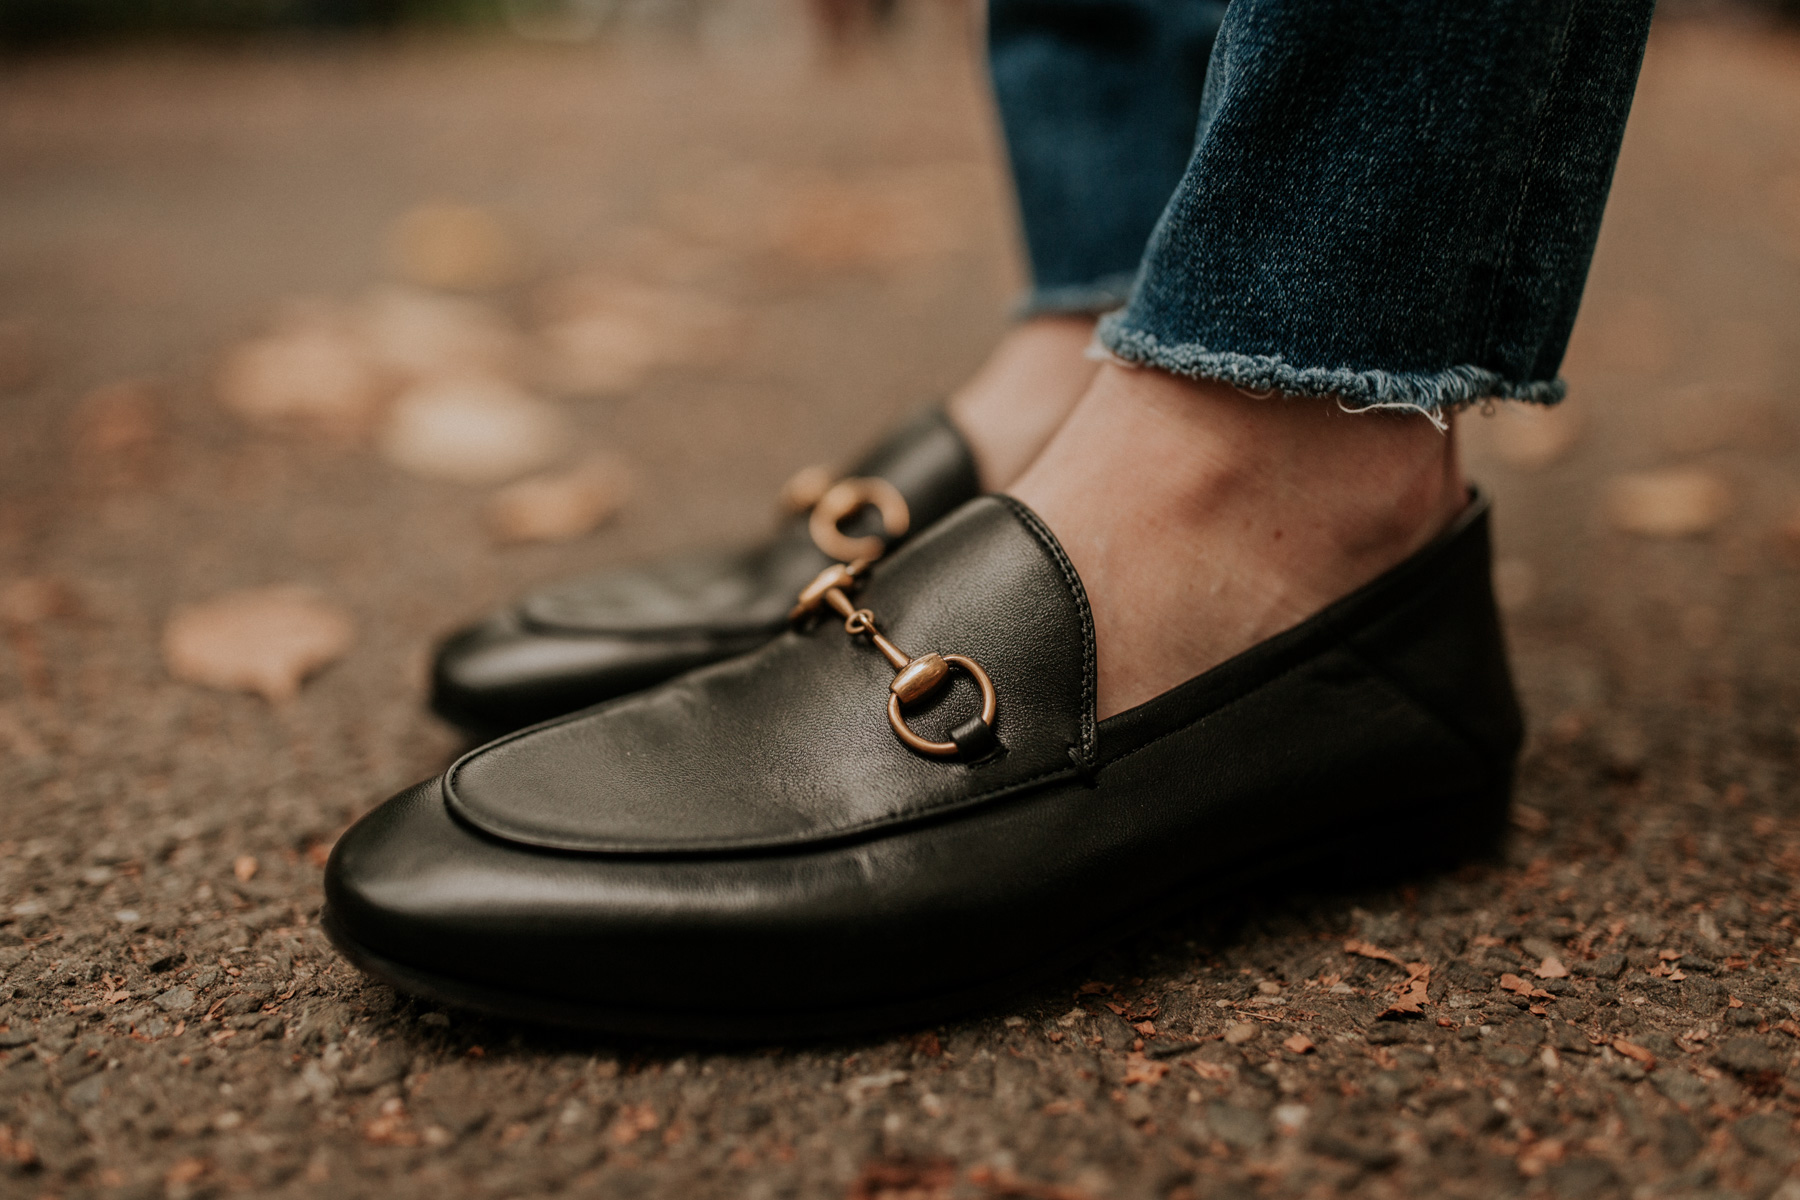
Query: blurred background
2,0,1800,1195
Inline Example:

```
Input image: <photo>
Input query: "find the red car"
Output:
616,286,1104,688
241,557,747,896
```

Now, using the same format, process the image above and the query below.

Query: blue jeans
988,0,1656,412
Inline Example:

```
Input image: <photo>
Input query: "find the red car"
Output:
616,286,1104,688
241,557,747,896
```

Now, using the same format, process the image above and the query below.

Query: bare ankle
1014,365,1466,717
948,316,1098,489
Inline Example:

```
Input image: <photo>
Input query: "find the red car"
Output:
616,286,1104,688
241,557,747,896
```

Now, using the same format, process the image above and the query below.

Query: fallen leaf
163,585,355,703
1499,973,1553,1000
1186,1058,1236,1082
1535,956,1569,979
1282,1034,1315,1055
1379,963,1432,1019
1076,982,1111,996
486,457,630,544
1491,403,1581,471
233,855,258,883
1343,939,1405,966
217,317,384,439
379,377,568,485
358,285,521,382
388,202,521,292
1222,1022,1259,1046
1121,1053,1169,1086
848,1158,956,1200
1612,1038,1656,1070
1606,467,1731,538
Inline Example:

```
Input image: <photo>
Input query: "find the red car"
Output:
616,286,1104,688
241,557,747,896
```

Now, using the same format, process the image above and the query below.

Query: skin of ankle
948,315,1099,490
1012,364,1468,719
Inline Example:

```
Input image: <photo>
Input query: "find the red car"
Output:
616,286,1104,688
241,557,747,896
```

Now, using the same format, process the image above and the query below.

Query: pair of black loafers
324,409,1523,1039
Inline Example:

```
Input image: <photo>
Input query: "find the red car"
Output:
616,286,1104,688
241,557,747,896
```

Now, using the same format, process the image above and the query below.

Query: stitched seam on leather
993,494,1098,762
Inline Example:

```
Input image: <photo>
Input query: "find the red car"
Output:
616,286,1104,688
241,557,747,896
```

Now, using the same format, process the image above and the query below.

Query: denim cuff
1013,272,1139,320
1096,315,1567,414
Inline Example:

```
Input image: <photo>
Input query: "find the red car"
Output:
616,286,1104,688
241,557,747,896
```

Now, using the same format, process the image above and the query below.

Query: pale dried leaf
357,286,521,382
388,203,521,292
217,320,383,438
1536,956,1570,979
1222,1022,1258,1046
1343,939,1404,965
379,378,567,485
1606,468,1731,538
163,585,354,703
486,457,630,544
1282,1034,1315,1055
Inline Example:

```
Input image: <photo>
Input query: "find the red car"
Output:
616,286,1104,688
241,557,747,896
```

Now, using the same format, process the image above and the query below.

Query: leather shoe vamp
446,497,1096,854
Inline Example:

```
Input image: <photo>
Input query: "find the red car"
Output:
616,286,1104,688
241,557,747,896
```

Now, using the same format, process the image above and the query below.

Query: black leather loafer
328,492,1521,1039
430,407,981,737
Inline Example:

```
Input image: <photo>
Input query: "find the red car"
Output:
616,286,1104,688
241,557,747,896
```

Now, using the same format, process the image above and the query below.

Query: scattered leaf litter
162,585,354,703
1605,467,1731,538
378,377,567,485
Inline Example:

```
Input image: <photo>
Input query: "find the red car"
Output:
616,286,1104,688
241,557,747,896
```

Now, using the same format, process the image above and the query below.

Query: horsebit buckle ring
790,561,997,759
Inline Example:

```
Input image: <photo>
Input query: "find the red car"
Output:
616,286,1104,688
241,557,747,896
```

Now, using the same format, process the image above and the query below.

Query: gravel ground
2,11,1800,1200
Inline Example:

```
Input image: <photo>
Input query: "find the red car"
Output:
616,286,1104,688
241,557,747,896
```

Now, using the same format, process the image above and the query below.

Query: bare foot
1011,364,1467,719
949,315,1098,489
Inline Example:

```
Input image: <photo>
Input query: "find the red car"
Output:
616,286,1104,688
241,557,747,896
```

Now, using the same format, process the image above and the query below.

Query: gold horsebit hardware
790,561,998,759
781,466,911,563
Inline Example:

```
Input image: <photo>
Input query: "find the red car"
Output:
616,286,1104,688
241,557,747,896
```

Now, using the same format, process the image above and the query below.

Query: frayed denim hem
1096,317,1567,415
1014,273,1139,320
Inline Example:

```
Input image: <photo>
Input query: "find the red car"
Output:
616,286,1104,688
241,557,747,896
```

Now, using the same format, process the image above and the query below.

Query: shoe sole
321,781,1510,1042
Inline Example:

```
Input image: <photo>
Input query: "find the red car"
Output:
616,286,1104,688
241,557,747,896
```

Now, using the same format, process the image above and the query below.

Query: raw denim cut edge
1097,316,1567,414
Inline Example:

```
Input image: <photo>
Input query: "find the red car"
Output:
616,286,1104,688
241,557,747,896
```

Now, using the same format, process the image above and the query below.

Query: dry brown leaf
1499,973,1554,1000
1282,1034,1315,1055
1611,1037,1656,1070
379,377,567,485
1121,1053,1169,1087
163,585,354,703
486,457,629,544
388,202,521,292
1379,964,1432,1019
1606,468,1731,538
232,855,258,883
1535,956,1570,979
1343,939,1405,965
217,319,384,439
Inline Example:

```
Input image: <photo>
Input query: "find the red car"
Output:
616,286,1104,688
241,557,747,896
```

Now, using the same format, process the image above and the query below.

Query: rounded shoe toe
429,611,731,737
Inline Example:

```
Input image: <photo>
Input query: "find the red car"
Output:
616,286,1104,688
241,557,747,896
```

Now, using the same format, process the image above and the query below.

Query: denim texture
990,0,1656,411
989,0,1226,316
